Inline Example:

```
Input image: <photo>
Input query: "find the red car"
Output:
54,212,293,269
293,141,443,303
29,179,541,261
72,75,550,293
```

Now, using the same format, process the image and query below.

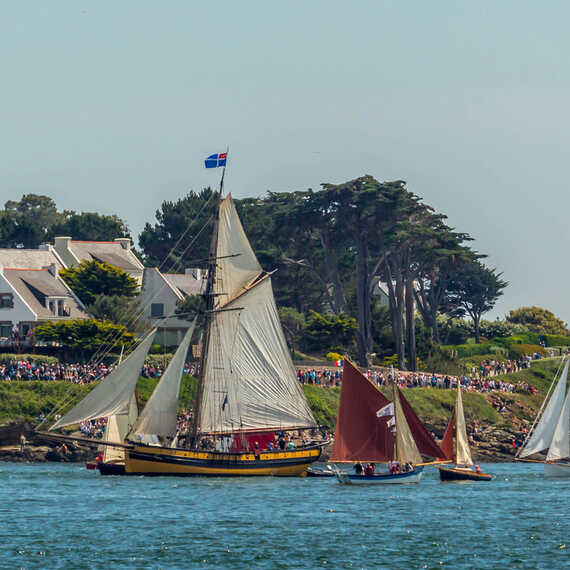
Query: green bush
326,352,344,362
508,344,547,358
0,353,59,365
543,334,570,347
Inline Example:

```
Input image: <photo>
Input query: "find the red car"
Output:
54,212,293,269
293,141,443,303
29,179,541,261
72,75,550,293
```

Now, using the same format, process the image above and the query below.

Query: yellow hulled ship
50,180,323,476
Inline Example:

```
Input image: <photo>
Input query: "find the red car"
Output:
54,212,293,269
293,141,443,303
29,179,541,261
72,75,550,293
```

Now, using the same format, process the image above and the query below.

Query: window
151,303,164,317
0,294,13,309
0,324,11,337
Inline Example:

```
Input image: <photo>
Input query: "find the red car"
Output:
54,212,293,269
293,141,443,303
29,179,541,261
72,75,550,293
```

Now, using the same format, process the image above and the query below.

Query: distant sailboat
438,384,492,481
331,360,445,484
518,359,570,477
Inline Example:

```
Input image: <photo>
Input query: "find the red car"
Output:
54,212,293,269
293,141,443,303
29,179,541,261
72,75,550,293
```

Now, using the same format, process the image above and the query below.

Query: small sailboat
438,383,492,481
331,360,445,484
517,359,570,477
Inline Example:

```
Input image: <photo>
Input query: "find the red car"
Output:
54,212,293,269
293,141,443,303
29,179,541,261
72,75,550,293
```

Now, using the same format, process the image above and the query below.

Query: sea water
0,462,567,569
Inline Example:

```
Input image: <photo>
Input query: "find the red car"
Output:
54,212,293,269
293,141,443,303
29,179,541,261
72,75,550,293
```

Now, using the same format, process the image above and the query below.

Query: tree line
139,176,508,369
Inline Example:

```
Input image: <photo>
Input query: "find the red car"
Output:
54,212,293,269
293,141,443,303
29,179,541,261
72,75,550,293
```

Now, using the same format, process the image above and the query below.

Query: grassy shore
0,359,561,433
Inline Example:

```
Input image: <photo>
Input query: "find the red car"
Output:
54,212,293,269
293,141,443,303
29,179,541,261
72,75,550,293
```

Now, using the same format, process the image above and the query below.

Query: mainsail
440,410,455,461
546,387,570,462
520,360,569,458
50,329,157,430
455,385,473,466
134,319,196,439
197,195,316,434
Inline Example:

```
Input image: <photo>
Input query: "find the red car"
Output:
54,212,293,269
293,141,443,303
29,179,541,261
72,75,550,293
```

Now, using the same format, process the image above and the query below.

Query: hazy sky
2,1,570,322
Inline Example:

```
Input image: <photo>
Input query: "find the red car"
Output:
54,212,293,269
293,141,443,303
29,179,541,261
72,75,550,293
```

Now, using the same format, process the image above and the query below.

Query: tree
138,188,217,270
506,306,570,336
300,310,357,354
278,306,306,354
34,319,134,352
0,194,61,248
449,261,508,343
86,294,142,329
50,212,131,242
60,261,139,306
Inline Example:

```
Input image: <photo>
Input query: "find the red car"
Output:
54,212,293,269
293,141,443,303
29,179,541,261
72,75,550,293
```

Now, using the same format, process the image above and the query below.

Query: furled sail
520,360,569,458
134,319,196,438
330,359,393,462
393,387,422,465
199,277,316,433
50,330,157,430
546,387,570,462
455,385,473,466
102,395,138,463
214,194,262,308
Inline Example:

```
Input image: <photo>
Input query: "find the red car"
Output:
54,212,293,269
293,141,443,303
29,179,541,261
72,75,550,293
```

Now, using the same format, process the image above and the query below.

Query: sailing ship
438,383,492,481
517,359,570,477
50,193,323,476
331,360,446,484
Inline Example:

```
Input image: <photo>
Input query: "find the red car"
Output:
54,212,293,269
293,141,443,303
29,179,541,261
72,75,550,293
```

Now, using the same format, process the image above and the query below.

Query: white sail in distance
134,319,196,438
393,388,422,465
50,330,156,430
198,195,316,434
546,387,570,462
455,385,473,466
520,360,569,458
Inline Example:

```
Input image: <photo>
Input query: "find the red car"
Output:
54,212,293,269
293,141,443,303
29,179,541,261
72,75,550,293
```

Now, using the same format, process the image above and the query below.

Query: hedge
0,353,59,366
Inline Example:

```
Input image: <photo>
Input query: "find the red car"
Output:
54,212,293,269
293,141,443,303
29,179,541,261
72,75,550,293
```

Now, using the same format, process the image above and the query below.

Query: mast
188,167,225,448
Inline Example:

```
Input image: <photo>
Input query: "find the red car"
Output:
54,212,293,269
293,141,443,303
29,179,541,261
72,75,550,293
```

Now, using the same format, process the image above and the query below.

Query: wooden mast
187,164,225,448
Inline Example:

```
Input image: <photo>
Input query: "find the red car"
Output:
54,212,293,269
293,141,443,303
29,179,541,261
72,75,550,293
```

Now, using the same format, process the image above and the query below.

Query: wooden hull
124,445,321,476
544,462,570,478
97,462,126,476
336,466,423,485
439,466,492,481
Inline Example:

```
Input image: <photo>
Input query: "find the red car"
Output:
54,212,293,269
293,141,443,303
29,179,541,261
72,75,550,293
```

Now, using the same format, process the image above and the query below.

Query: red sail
397,387,446,460
330,360,394,462
440,410,455,461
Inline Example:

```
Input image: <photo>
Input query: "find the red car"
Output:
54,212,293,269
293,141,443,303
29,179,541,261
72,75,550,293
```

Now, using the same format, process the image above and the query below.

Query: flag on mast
205,152,227,168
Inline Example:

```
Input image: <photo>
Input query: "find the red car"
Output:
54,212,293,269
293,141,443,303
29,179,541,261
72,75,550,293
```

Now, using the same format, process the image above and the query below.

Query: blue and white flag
205,152,227,168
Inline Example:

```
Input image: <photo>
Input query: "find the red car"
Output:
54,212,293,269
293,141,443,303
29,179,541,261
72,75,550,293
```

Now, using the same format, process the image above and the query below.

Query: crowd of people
0,358,197,383
297,356,539,395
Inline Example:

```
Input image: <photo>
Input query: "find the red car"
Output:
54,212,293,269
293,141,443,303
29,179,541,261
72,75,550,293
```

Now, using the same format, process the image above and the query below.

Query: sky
1,1,570,322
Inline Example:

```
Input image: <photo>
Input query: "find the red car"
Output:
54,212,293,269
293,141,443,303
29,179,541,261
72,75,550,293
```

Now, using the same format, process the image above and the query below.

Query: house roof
3,268,87,320
69,241,143,273
163,273,205,297
0,248,64,270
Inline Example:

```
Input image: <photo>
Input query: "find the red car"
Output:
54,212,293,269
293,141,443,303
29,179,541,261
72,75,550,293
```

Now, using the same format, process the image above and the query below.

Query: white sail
520,360,569,458
214,194,262,308
50,330,156,430
455,385,473,466
393,388,422,465
199,277,316,433
546,387,570,461
102,395,138,463
134,319,196,438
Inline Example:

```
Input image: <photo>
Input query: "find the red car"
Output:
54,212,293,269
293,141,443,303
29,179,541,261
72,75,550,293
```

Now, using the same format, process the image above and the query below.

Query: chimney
38,243,50,251
54,236,72,251
114,237,131,251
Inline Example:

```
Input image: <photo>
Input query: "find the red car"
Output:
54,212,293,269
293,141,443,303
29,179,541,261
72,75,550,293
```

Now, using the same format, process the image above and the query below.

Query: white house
0,263,88,345
139,267,205,346
53,236,144,284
